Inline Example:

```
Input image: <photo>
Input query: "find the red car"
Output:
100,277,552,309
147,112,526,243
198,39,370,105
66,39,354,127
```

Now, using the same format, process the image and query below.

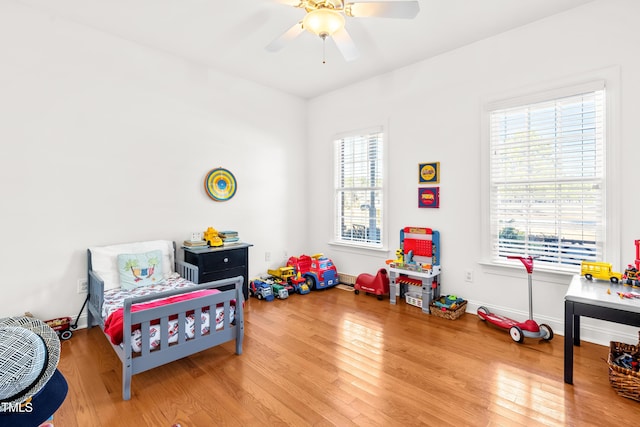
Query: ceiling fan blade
265,22,304,52
346,1,420,19
332,28,359,62
273,0,303,6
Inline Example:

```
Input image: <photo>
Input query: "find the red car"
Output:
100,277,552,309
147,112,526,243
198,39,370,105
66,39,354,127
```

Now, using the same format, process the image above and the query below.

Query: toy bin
428,299,467,320
405,291,423,308
607,331,640,402
404,287,440,313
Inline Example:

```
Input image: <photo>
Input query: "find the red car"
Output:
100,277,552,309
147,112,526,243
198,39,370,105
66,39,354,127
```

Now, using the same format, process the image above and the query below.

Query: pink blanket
104,289,219,345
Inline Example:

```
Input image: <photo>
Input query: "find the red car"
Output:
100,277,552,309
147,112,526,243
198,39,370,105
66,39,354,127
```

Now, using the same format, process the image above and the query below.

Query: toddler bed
86,240,244,400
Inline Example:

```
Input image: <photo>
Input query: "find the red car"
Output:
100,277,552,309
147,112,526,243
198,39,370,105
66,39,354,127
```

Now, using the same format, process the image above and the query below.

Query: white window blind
334,129,383,248
489,87,605,268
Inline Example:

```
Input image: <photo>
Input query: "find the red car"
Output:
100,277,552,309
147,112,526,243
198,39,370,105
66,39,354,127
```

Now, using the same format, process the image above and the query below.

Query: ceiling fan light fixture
302,8,345,37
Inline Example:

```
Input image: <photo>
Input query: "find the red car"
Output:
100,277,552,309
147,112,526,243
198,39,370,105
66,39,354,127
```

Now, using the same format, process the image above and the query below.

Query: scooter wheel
510,326,524,343
477,306,490,320
539,323,554,341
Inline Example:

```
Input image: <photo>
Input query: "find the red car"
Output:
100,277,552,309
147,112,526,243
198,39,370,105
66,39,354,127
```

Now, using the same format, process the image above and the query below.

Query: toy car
268,266,309,294
249,279,275,301
287,253,338,291
203,226,223,247
270,282,290,299
45,316,73,340
264,276,295,294
268,266,296,282
580,261,622,283
623,265,640,286
297,282,311,295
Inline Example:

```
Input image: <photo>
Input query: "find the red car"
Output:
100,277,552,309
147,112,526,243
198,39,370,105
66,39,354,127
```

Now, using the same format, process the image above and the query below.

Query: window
334,128,384,248
488,83,606,269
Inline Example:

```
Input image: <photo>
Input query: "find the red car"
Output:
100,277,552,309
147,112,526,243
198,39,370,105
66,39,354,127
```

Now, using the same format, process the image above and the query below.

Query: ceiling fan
266,0,420,62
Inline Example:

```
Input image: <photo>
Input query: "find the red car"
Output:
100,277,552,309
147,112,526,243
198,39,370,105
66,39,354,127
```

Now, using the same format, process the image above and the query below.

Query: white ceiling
15,0,596,99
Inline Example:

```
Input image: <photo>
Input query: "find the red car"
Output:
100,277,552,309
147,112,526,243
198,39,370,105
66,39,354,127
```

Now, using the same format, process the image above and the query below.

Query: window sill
477,260,577,285
328,241,389,255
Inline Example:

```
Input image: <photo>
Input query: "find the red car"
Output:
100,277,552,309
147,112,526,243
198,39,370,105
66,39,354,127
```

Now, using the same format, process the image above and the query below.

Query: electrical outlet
464,270,473,283
77,278,88,294
265,251,271,262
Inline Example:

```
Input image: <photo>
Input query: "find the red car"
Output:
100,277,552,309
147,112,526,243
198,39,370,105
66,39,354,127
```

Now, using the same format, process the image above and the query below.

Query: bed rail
176,260,198,283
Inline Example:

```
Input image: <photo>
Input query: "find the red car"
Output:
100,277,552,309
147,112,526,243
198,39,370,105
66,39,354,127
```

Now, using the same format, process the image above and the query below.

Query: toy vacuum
477,256,554,343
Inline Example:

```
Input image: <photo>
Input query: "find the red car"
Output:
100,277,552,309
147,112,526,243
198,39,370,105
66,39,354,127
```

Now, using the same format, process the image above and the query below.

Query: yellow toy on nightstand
203,227,223,247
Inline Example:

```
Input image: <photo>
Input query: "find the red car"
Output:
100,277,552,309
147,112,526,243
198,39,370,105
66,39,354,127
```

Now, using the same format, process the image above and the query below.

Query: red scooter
477,256,554,343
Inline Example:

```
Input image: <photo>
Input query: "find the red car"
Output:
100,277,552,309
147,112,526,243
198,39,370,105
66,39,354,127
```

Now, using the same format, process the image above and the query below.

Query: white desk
564,275,640,384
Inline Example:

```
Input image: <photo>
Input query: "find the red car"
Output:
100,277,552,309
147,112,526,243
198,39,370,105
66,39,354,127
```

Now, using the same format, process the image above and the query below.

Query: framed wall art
419,162,440,184
418,187,439,208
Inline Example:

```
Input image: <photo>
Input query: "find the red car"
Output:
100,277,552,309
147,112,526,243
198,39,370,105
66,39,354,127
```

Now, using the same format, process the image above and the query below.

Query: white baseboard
70,313,88,330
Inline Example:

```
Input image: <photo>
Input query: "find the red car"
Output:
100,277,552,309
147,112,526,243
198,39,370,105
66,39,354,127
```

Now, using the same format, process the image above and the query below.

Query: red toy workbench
388,227,441,314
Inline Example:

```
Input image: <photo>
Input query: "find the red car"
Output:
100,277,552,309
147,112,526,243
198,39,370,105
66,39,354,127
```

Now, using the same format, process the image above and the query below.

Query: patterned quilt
102,277,235,352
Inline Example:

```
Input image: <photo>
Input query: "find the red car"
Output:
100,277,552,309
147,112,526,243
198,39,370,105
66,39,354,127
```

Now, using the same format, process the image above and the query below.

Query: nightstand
183,243,252,301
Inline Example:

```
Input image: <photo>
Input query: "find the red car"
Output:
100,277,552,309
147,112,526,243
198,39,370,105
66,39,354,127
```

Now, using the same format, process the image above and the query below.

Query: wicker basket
428,299,467,320
607,332,640,402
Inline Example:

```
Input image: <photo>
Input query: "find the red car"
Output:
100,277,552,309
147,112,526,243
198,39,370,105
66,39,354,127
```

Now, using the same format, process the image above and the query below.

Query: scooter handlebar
507,255,535,273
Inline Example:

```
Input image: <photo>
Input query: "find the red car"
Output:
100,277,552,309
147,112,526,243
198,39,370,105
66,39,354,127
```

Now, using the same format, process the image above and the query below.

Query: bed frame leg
87,307,96,328
235,285,244,355
123,362,132,400
236,324,243,355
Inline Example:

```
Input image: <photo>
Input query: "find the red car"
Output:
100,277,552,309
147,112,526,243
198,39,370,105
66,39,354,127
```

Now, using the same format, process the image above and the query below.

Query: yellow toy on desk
385,249,404,266
203,227,223,247
580,261,622,283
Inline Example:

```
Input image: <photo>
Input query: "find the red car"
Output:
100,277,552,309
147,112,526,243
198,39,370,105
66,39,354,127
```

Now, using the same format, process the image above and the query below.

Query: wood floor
53,286,639,427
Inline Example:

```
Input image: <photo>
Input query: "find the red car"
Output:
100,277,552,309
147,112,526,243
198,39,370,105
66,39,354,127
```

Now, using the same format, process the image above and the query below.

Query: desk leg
390,272,397,305
564,300,574,384
573,315,581,346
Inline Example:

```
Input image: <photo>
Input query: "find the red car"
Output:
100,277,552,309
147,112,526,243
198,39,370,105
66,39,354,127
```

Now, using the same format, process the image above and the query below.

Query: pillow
117,250,165,290
89,240,175,290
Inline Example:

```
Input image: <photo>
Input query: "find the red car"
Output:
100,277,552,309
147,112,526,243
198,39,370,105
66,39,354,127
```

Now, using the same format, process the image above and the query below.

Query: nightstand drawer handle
224,257,229,263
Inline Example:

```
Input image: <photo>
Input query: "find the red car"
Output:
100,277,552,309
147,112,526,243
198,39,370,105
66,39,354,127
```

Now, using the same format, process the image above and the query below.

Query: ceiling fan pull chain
323,38,326,64
322,33,327,64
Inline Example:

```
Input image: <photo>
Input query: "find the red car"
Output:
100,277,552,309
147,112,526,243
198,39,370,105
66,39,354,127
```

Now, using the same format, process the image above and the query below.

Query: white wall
2,0,637,346
0,2,308,322
307,0,640,345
